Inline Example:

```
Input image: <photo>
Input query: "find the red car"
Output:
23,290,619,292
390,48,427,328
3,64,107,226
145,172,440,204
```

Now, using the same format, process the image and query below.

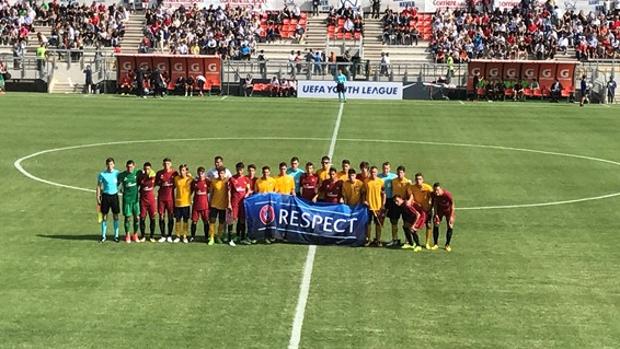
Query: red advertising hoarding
467,61,486,91
556,63,576,90
538,63,556,91
485,62,503,82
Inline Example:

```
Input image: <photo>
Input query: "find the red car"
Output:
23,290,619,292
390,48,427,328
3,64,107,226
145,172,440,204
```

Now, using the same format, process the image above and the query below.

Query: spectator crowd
430,1,620,63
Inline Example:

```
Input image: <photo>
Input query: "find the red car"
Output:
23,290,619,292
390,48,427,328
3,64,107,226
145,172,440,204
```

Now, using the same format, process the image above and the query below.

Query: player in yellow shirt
173,164,193,243
208,167,229,245
275,162,296,195
363,166,386,247
254,166,276,193
342,169,363,206
388,165,411,246
337,159,351,181
315,155,331,183
407,172,434,249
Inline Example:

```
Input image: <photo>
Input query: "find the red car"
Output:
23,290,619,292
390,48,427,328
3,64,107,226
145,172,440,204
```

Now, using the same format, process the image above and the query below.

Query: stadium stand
325,6,363,42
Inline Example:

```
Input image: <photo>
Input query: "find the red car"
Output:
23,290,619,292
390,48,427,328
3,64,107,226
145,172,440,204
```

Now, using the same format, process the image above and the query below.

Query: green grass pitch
1,94,619,348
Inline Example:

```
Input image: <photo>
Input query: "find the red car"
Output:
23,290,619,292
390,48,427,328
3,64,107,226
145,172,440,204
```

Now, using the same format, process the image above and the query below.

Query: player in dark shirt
314,168,343,203
431,182,455,252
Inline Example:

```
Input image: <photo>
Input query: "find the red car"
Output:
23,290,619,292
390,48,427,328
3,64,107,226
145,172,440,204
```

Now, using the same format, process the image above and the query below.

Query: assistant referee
336,68,347,103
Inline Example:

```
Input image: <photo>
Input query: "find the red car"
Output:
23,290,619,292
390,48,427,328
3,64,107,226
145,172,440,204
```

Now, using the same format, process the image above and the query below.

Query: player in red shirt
246,164,257,195
432,182,455,252
156,158,178,243
313,168,343,203
356,161,370,184
394,194,425,252
228,162,252,244
299,162,319,201
190,167,209,243
138,161,157,242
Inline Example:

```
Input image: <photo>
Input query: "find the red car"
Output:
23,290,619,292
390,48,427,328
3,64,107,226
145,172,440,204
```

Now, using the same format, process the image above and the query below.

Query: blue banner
244,193,369,246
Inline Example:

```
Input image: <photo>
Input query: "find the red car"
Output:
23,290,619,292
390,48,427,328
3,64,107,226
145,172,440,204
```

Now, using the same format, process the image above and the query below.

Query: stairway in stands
120,13,146,53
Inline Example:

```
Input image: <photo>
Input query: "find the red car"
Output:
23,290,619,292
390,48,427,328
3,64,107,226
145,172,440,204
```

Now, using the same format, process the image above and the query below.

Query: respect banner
244,193,369,246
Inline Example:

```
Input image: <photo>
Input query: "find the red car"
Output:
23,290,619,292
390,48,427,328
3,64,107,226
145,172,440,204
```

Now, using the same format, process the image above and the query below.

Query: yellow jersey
316,168,331,183
408,182,433,211
255,176,276,193
274,174,295,195
342,179,363,206
364,177,384,211
174,175,193,207
392,177,411,198
337,171,349,181
210,178,229,210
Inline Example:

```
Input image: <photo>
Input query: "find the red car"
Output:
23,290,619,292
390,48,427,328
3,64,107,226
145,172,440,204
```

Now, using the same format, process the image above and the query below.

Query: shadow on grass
37,234,100,241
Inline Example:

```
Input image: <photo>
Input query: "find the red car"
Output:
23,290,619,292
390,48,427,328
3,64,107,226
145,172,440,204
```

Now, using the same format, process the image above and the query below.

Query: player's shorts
336,83,345,93
209,208,227,222
158,199,174,216
174,206,190,221
386,198,402,221
230,200,245,220
140,199,157,219
404,210,427,231
435,210,454,225
122,199,140,217
101,193,120,215
192,208,209,222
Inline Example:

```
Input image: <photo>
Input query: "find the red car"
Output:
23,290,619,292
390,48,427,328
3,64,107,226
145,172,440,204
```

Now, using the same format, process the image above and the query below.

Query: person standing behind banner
378,162,398,247
607,76,616,104
336,69,347,102
314,168,342,203
254,166,277,244
363,166,386,247
343,169,363,206
286,156,305,194
299,162,319,201
275,162,296,195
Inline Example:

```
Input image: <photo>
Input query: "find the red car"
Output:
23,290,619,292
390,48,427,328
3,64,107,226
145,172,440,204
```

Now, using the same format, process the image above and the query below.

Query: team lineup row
96,155,456,251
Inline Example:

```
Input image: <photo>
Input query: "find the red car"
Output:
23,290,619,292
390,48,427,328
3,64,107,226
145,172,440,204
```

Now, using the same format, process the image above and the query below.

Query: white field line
288,102,344,349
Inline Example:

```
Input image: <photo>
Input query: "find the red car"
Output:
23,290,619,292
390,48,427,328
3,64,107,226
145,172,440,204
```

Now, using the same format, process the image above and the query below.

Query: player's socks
133,218,139,235
124,217,130,234
227,225,233,243
375,225,382,246
113,220,120,239
446,227,453,245
425,229,432,246
204,222,209,240
191,222,197,238
101,221,107,240
149,218,156,238
411,231,420,247
167,218,174,237
208,223,216,240
391,224,398,241
159,218,165,236
403,227,414,246
175,221,182,237
433,226,439,245
139,219,146,238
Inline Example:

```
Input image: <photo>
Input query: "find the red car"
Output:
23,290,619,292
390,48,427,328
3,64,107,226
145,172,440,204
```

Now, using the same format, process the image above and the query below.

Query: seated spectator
270,76,280,96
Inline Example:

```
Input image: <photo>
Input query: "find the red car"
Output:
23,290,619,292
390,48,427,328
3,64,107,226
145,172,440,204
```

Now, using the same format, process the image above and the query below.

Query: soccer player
315,155,331,183
408,173,434,249
363,166,386,247
299,162,319,201
254,166,276,193
191,167,209,243
156,158,178,243
254,166,276,243
342,169,363,206
173,164,193,243
246,164,258,194
96,158,120,243
138,162,157,242
314,167,342,203
228,162,251,245
338,159,351,181
432,183,456,252
118,160,140,243
275,162,296,195
207,156,232,180
208,167,229,246
394,194,424,252
286,156,304,194
378,162,398,247
356,161,370,184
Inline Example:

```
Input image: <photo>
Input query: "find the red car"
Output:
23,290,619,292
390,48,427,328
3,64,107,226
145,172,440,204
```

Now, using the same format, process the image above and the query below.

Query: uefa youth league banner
244,193,369,246
297,81,403,100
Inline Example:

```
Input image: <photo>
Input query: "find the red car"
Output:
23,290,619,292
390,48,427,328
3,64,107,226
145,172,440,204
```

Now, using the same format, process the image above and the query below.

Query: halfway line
288,102,344,349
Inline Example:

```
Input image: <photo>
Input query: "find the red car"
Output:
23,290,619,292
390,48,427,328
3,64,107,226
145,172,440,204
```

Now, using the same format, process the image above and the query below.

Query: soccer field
1,94,619,349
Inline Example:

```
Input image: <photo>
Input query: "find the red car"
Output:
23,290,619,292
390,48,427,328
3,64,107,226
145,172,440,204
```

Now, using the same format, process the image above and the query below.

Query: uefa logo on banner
259,205,275,225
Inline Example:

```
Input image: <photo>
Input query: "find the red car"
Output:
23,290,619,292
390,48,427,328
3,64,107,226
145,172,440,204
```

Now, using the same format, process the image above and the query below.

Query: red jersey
319,179,343,203
192,178,209,211
247,176,257,194
156,169,178,201
299,173,319,201
138,171,156,202
433,190,454,213
229,174,250,204
402,202,424,223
